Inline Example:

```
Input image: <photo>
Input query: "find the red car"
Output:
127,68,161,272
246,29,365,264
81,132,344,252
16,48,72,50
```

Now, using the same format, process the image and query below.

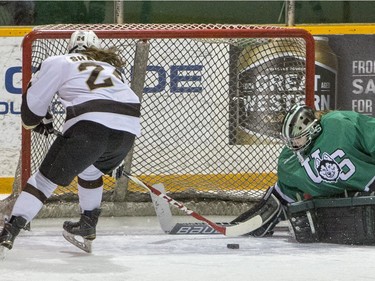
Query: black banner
326,34,375,116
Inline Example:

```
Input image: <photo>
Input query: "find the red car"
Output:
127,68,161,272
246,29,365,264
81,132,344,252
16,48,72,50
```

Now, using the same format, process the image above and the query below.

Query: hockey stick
154,202,289,235
150,183,289,235
150,183,227,234
123,172,264,237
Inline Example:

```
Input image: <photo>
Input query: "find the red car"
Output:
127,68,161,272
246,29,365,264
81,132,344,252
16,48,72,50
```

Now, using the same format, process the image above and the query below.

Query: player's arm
21,57,62,129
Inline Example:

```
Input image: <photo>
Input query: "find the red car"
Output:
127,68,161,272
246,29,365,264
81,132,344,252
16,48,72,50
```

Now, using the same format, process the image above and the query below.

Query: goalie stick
123,172,269,237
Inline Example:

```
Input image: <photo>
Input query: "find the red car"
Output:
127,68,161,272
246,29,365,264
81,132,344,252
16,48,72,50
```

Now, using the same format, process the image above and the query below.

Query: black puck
227,243,240,249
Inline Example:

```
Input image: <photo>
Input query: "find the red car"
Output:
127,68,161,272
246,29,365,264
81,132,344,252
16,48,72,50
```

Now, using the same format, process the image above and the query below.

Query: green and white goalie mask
281,104,322,163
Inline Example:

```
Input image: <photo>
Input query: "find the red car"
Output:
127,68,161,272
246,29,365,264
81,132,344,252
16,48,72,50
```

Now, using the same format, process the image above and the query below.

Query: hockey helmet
281,104,321,159
68,30,101,53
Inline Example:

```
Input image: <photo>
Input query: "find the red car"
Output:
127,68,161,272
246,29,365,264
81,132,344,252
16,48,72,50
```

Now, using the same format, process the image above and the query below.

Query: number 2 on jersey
79,62,123,91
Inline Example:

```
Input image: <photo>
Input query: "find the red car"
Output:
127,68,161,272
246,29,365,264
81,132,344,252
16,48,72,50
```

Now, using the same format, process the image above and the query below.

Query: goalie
235,104,375,244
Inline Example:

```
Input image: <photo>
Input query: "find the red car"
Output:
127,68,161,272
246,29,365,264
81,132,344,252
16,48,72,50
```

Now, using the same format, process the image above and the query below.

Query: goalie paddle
123,172,263,237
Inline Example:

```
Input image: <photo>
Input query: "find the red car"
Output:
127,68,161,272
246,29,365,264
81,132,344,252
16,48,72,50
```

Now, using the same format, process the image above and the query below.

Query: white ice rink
1,215,375,281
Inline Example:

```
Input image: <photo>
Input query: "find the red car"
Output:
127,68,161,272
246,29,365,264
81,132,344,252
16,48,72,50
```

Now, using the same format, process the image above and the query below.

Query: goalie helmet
68,30,101,53
281,104,321,162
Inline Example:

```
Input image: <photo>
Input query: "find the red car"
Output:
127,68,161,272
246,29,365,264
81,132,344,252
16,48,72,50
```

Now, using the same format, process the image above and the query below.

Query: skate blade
62,230,92,253
0,246,9,260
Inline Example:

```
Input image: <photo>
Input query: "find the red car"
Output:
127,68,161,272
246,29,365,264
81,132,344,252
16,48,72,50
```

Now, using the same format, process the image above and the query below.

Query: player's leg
1,121,106,251
59,122,135,252
0,170,58,250
62,129,136,252
65,128,136,238
0,133,71,250
62,165,103,252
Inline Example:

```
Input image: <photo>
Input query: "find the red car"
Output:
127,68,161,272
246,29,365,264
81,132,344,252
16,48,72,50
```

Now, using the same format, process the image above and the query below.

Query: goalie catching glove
230,186,286,237
32,111,54,136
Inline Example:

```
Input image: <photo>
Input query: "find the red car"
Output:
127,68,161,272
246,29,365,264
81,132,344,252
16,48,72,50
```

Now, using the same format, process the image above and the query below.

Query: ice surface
1,215,375,281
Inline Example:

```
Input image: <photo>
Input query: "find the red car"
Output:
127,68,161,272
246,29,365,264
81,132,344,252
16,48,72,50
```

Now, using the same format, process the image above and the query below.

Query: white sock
78,185,103,212
11,191,44,222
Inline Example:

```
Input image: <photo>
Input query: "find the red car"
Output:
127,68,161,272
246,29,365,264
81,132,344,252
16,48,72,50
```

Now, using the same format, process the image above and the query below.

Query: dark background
327,35,375,116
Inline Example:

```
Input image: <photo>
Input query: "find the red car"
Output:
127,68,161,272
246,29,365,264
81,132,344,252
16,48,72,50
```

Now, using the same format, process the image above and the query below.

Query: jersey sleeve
21,56,64,128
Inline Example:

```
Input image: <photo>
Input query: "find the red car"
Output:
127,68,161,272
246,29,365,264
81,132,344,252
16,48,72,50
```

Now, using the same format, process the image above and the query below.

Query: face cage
283,129,312,152
281,120,321,153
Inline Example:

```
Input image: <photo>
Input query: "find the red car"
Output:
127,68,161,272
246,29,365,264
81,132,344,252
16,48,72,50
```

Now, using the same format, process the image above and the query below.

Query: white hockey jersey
21,53,141,136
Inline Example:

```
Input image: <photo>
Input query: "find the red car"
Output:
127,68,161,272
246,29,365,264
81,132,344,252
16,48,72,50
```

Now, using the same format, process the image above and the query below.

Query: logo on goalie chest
314,152,341,182
302,149,356,184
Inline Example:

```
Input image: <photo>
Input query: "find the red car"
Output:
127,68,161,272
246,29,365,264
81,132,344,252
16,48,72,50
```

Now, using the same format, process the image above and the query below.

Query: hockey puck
227,243,240,249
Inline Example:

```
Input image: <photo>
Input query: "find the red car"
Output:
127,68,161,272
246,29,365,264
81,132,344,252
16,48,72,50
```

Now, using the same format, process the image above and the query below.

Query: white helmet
281,104,321,162
67,30,100,53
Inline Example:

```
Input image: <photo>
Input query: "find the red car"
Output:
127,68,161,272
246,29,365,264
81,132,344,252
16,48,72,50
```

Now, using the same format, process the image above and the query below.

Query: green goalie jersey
276,110,375,202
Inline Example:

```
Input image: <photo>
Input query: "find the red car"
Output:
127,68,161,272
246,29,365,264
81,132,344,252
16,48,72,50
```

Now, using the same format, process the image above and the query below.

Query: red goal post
20,24,315,217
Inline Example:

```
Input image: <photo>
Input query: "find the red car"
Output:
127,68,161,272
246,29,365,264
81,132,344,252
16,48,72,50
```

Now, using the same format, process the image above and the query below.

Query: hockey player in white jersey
0,30,141,253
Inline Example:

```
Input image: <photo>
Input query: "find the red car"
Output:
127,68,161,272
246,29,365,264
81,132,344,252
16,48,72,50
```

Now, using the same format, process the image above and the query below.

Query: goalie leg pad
316,205,375,245
288,210,320,243
287,196,375,245
231,188,285,237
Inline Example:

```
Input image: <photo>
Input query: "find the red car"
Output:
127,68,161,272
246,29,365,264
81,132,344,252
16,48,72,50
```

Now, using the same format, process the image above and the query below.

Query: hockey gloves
33,111,54,136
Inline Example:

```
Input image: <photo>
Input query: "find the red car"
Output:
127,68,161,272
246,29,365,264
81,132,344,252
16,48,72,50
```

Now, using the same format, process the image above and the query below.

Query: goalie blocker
287,193,375,245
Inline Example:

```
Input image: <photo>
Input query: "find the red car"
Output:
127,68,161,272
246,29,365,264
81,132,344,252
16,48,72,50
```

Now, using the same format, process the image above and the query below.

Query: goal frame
21,25,315,195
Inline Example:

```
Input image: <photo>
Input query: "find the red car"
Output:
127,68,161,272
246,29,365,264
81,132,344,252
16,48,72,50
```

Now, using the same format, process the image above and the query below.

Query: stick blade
150,183,175,233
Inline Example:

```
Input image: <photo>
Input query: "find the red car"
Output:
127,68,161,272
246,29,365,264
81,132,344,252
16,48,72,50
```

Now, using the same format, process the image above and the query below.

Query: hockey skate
0,216,27,260
62,208,101,253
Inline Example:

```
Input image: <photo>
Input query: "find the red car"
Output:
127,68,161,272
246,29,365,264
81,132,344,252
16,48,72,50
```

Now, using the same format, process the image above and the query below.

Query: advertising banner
0,36,23,177
326,34,375,115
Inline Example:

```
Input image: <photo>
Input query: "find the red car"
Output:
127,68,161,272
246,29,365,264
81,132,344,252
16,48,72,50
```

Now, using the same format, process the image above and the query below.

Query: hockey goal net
19,24,314,218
